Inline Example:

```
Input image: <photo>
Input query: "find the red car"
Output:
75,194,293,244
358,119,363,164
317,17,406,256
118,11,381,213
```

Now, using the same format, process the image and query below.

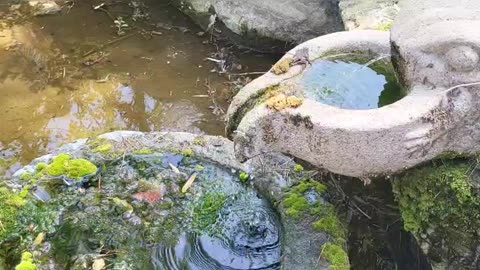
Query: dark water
300,58,405,110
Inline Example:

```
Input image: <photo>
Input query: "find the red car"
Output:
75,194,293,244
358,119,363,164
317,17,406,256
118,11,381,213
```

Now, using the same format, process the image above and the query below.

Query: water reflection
0,0,274,175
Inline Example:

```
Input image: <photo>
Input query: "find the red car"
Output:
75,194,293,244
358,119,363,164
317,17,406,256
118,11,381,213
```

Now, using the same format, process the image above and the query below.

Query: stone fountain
227,0,480,180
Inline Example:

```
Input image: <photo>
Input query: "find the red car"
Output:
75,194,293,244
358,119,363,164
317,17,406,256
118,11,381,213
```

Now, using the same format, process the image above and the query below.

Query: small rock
29,0,61,16
196,31,205,37
92,258,105,270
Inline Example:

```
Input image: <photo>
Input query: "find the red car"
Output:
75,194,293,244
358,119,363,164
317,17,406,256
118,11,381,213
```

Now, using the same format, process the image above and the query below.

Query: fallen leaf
169,163,180,174
33,232,45,245
92,258,105,270
181,172,198,193
132,191,163,204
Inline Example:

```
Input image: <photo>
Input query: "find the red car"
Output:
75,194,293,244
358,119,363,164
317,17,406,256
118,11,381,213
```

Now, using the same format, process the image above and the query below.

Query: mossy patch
375,21,393,31
271,58,293,75
42,154,97,180
180,148,194,157
283,180,328,218
15,252,37,270
321,243,350,270
134,149,153,155
0,187,26,241
193,137,207,146
92,143,112,153
265,94,303,111
393,161,480,234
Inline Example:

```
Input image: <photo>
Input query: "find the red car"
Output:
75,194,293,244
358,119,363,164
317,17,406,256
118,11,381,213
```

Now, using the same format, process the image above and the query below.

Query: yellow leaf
181,172,198,193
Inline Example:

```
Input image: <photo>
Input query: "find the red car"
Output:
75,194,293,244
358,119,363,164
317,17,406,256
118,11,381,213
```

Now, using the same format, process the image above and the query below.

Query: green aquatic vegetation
393,161,480,234
15,252,37,270
0,187,25,241
193,192,227,232
322,243,350,270
42,154,97,180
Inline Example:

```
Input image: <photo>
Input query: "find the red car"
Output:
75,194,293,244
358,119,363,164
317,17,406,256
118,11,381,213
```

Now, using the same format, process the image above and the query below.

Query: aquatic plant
193,192,227,232
239,172,249,183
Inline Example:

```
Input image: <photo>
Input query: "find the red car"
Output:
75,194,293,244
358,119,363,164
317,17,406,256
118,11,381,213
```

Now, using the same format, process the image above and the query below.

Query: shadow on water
0,0,276,176
328,174,432,270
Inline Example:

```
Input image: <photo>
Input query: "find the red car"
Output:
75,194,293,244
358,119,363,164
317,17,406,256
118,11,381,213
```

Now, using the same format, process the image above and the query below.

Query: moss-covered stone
43,154,97,180
92,143,112,153
322,243,350,270
393,159,480,268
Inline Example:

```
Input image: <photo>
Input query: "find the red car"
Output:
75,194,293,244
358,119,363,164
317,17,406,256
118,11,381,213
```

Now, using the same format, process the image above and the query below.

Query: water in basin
300,56,405,110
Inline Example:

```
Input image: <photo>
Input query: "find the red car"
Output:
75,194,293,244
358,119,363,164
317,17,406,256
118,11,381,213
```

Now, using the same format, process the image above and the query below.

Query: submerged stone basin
0,132,348,270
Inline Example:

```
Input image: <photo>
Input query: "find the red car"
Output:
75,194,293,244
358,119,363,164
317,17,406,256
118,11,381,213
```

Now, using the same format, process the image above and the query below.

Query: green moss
375,21,393,31
93,143,112,153
44,154,97,180
134,149,153,155
15,252,37,270
193,137,207,146
393,160,480,234
181,148,194,157
239,172,249,183
35,163,47,171
283,180,328,218
20,172,33,181
194,165,204,172
0,187,26,241
313,214,345,241
193,192,226,232
322,243,350,270
293,164,304,172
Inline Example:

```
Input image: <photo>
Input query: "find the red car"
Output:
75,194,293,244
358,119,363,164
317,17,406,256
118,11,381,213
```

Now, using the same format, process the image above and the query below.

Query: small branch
227,71,266,76
83,32,137,58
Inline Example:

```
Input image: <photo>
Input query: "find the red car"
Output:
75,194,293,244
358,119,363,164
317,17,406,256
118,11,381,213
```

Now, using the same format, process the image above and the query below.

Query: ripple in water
152,191,281,270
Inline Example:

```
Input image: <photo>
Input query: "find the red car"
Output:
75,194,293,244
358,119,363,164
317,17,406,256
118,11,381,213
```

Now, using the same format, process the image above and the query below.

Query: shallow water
0,0,274,176
300,58,405,110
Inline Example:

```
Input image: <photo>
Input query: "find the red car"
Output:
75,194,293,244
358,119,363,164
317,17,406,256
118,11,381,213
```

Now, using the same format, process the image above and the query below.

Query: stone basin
0,131,349,270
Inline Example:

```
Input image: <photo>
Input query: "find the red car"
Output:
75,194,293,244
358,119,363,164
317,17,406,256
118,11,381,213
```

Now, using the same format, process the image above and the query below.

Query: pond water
0,0,274,177
300,57,405,110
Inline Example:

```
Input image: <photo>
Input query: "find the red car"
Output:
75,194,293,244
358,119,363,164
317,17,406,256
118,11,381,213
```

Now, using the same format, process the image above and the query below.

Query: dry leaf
181,172,198,193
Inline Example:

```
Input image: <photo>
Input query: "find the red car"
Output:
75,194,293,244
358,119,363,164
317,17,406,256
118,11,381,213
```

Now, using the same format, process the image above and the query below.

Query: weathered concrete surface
227,0,480,178
171,0,344,51
339,0,402,30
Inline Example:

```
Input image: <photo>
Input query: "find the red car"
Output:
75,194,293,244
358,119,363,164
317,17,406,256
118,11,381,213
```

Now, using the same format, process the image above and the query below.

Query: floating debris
181,172,198,193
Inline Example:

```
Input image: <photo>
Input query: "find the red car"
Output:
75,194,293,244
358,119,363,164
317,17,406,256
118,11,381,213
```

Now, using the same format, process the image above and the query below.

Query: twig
446,81,480,92
83,32,137,57
227,71,266,76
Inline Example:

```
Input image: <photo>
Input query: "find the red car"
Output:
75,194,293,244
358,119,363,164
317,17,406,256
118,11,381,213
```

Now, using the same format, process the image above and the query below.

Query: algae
0,187,25,241
192,192,227,233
